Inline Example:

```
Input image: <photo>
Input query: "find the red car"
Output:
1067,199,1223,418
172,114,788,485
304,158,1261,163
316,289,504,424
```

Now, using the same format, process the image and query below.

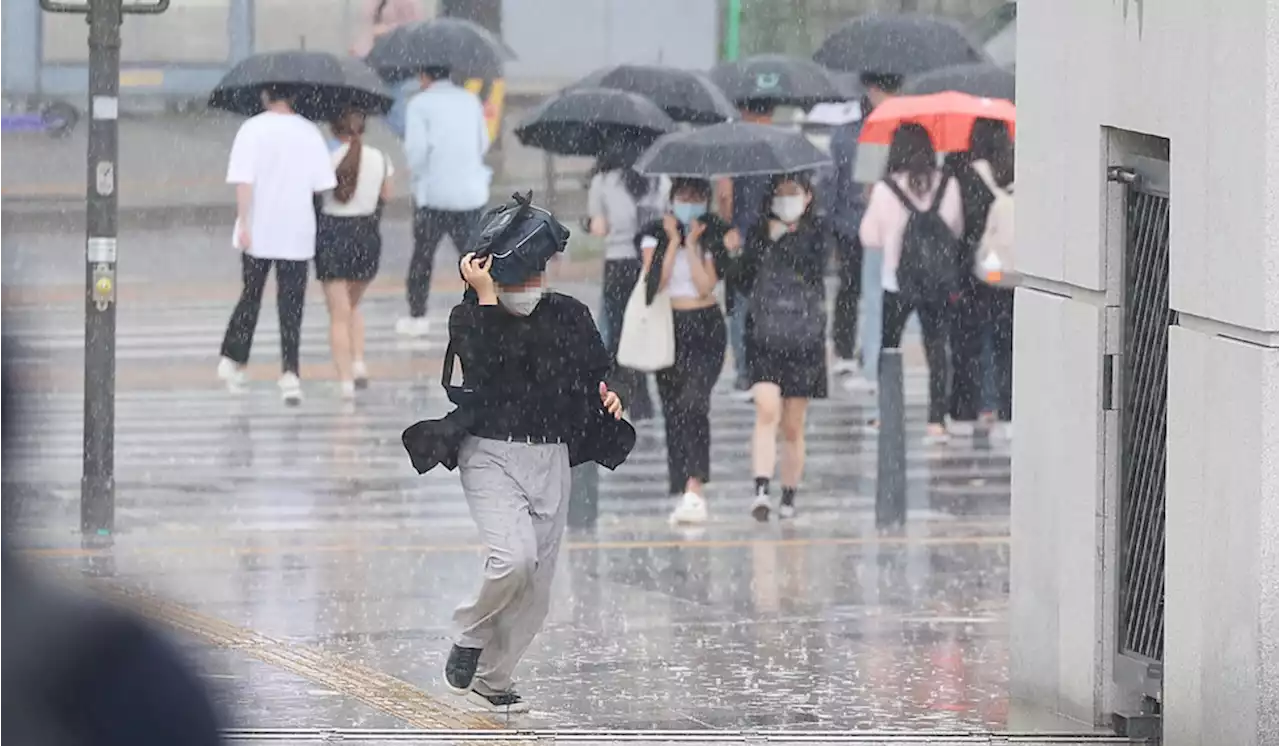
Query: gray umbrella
208,51,392,121
635,122,831,178
813,13,987,77
568,64,737,124
904,62,1015,102
710,54,850,109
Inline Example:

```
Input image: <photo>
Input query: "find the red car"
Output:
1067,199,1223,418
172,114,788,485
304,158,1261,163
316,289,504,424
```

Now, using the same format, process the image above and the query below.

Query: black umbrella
514,88,676,157
208,51,392,121
813,13,987,77
710,54,850,109
568,64,737,124
366,18,514,82
635,122,831,178
903,62,1015,102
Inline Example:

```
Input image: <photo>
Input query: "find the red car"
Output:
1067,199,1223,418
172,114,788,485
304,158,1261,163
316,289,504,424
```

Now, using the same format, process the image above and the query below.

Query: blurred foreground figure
2,343,224,746
400,194,635,713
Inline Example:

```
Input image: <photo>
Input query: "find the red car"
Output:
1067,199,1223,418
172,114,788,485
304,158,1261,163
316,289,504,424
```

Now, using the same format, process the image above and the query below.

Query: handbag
616,272,675,372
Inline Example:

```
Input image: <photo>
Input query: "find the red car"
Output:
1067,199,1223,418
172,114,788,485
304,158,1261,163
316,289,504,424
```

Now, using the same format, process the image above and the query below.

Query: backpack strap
881,177,918,213
926,173,950,214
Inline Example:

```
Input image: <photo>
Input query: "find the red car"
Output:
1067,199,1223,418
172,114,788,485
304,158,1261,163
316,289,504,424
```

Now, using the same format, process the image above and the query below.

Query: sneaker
947,420,977,438
831,357,860,376
444,645,483,694
339,380,356,400
216,357,247,392
352,360,369,389
922,425,949,446
842,375,878,394
750,492,772,522
396,316,431,337
777,502,797,520
278,373,303,406
464,688,530,714
669,491,708,525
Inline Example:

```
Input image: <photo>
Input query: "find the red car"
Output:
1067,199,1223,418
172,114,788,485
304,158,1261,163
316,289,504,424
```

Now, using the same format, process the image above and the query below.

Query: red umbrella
858,91,1015,152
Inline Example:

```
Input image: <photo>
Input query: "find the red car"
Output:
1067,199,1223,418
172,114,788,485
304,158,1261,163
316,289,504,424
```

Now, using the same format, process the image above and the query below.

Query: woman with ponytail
316,108,393,398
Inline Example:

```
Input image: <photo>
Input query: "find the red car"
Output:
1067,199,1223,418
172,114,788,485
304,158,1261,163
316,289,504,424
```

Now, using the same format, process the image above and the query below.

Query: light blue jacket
403,81,492,211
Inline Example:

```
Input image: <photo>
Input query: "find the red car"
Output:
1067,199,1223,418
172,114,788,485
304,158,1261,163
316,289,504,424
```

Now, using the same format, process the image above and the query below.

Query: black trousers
881,290,950,425
655,306,726,495
408,206,484,318
600,258,654,420
831,235,864,361
950,284,1014,421
220,254,309,374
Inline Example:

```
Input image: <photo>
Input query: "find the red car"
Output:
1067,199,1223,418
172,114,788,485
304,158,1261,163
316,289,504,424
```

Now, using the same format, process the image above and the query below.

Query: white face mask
497,286,544,316
772,194,807,224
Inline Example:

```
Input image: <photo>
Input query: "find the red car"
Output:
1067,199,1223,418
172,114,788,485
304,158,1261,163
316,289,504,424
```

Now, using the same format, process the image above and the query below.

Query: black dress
733,216,830,399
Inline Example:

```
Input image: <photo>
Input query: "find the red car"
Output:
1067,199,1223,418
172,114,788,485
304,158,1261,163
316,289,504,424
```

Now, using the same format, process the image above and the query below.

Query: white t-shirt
321,144,393,217
226,111,337,261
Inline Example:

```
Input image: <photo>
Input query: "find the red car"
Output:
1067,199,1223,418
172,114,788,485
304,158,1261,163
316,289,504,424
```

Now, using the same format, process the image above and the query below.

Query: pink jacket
351,0,422,57
858,170,963,294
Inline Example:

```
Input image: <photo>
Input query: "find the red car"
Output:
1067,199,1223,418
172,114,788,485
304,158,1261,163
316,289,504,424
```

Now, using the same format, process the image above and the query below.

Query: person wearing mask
398,65,492,337
859,122,962,444
828,72,903,395
945,119,1015,440
316,109,394,398
731,173,828,521
636,178,731,525
718,98,777,399
399,194,632,713
217,84,337,405
350,0,422,139
588,140,667,422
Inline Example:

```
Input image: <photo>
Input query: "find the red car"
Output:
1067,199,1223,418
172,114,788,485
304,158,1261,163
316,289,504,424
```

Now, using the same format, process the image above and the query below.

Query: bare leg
346,280,371,379
322,280,354,383
751,382,783,479
778,397,810,487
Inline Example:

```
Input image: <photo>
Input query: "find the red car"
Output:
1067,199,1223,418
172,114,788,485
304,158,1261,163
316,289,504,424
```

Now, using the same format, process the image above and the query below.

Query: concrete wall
1011,0,1279,743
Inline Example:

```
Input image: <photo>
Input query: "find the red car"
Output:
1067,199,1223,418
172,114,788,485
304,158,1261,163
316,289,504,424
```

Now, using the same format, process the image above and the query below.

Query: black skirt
744,315,829,399
315,212,381,282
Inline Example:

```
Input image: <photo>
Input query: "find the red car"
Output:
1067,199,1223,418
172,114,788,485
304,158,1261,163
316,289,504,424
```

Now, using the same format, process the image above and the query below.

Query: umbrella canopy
903,62,1015,102
514,88,676,157
635,122,831,178
208,51,392,121
366,18,514,81
813,13,986,77
858,92,1015,152
568,64,737,124
710,54,850,109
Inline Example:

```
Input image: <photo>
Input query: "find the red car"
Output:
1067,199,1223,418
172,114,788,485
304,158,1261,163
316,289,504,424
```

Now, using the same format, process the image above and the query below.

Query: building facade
1011,1,1278,744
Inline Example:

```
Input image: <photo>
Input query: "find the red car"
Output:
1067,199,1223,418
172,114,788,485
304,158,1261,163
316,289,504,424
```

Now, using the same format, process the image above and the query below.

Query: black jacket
402,292,636,473
634,213,735,308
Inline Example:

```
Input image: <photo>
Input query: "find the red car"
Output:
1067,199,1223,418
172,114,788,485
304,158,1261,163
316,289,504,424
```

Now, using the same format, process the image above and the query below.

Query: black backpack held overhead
883,175,958,304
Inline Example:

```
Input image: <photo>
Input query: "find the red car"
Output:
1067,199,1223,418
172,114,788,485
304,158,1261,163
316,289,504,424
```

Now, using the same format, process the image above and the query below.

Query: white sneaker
463,689,531,714
831,357,861,376
396,317,431,337
339,380,356,399
669,491,708,525
842,375,878,394
216,357,247,392
777,502,797,520
352,360,369,389
278,373,303,406
947,420,977,438
750,492,772,522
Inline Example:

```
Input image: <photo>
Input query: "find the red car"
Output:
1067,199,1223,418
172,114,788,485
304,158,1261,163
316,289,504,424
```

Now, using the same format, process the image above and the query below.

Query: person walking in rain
588,139,666,422
635,178,731,526
350,0,422,139
945,118,1015,440
400,194,633,713
859,122,962,444
718,98,778,400
316,108,393,398
732,173,828,520
217,84,337,405
397,64,492,337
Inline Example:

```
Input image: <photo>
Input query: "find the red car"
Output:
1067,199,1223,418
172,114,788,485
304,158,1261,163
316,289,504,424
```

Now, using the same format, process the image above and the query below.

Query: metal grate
1118,185,1171,663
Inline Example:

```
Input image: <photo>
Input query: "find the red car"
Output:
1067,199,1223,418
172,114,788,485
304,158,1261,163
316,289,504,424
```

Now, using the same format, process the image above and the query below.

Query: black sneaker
444,645,482,694
465,688,531,713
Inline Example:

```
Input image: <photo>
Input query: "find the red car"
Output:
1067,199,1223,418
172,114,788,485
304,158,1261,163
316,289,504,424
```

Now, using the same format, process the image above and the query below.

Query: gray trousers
453,435,572,694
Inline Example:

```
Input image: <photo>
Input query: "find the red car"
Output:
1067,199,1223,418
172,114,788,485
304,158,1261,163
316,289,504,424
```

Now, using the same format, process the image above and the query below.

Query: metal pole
875,348,906,529
81,0,122,538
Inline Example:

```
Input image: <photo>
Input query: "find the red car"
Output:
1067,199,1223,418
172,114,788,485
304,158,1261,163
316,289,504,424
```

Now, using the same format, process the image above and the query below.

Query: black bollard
568,462,599,529
876,348,907,529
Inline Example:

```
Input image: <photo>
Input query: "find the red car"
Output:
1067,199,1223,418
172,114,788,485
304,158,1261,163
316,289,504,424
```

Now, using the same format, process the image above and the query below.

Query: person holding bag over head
630,178,730,525
731,172,829,521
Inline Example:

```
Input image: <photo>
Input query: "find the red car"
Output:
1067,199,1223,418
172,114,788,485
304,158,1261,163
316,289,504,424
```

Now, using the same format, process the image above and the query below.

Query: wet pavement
0,222,1050,738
